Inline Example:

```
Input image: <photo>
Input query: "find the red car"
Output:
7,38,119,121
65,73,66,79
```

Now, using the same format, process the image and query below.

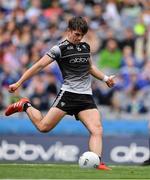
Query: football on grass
78,151,100,168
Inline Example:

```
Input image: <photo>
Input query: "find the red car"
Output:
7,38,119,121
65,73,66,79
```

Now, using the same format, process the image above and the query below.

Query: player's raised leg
5,98,67,132
25,106,66,132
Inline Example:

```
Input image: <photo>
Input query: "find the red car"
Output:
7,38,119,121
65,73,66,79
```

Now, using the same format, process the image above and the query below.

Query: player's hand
8,82,20,93
105,75,115,88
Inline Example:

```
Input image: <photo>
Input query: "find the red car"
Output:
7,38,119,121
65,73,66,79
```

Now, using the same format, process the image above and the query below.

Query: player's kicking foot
5,98,30,116
97,162,112,170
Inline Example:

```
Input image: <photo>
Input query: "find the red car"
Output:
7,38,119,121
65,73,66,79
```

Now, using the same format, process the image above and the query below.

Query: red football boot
5,98,30,116
97,162,112,170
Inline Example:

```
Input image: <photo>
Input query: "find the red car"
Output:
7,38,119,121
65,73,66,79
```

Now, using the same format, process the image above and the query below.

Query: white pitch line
0,163,77,166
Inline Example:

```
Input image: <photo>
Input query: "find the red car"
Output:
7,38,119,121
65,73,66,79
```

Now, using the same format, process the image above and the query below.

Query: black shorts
52,90,97,120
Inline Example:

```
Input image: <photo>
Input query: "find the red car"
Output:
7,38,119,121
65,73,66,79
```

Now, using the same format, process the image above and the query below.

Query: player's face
68,30,84,44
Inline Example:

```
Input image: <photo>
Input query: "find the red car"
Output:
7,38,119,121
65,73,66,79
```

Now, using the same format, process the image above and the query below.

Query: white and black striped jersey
46,39,92,95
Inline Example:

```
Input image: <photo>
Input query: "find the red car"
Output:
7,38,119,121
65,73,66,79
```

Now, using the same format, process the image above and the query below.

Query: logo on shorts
61,102,65,107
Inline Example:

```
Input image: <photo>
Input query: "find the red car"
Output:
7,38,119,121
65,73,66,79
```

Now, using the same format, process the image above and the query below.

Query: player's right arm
8,55,53,93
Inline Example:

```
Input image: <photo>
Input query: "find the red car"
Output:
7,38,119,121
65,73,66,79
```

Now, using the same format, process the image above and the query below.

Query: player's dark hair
68,17,88,34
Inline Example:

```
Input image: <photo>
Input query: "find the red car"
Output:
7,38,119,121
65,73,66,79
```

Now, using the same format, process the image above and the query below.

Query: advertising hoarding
0,135,149,164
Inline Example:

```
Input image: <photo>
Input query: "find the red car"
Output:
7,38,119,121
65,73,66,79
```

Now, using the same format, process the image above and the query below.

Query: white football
78,151,100,168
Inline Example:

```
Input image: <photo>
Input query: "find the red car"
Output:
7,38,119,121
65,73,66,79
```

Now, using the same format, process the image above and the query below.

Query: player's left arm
89,58,115,88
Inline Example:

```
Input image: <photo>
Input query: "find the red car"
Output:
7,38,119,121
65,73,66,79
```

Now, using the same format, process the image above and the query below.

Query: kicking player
5,17,115,170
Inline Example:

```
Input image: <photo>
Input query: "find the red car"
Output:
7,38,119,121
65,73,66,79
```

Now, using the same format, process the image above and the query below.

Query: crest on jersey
76,46,81,51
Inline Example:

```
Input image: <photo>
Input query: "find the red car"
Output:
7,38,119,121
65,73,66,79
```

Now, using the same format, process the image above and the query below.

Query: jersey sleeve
46,45,61,61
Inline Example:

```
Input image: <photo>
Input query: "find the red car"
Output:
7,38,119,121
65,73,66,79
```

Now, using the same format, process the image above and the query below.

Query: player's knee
39,128,49,133
38,124,50,133
91,124,103,136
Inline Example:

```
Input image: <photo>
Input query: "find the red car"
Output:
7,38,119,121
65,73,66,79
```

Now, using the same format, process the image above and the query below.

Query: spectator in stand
97,38,122,73
26,0,42,20
103,0,121,30
0,92,5,110
1,62,19,88
92,80,114,106
90,3,106,28
71,2,85,17
119,28,135,52
43,0,63,21
137,60,150,90
100,28,116,49
121,46,140,68
125,84,148,114
29,74,49,111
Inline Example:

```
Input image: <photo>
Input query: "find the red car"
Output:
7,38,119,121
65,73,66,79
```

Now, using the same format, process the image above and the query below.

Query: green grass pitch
0,164,150,179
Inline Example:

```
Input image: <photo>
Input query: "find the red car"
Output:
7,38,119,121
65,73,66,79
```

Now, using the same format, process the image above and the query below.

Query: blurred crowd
0,0,150,115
